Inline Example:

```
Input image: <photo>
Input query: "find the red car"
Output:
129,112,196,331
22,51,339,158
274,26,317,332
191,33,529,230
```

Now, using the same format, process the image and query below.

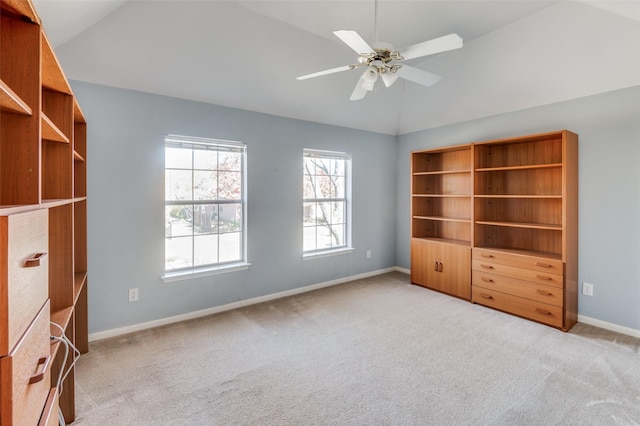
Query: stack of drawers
0,209,58,425
471,248,565,329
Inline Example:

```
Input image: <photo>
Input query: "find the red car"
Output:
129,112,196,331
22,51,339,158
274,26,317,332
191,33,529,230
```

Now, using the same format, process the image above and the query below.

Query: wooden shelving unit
410,131,578,331
0,0,88,424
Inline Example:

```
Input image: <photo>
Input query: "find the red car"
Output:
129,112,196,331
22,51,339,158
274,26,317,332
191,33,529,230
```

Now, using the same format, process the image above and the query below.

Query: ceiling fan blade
381,71,400,88
396,65,441,87
297,65,353,80
399,33,463,61
334,30,376,55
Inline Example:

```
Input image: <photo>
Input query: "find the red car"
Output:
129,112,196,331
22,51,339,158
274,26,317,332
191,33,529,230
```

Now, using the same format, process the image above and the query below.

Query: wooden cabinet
1,0,88,423
410,131,578,331
410,144,472,299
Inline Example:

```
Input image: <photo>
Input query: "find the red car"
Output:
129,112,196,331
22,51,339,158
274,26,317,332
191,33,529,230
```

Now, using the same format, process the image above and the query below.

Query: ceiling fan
297,28,463,101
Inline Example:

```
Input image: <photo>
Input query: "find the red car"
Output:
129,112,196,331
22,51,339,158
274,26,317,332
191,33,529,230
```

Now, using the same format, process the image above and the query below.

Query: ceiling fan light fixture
361,68,378,91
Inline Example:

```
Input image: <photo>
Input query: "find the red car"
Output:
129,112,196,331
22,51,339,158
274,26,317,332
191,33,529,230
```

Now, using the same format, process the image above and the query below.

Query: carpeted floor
73,272,640,425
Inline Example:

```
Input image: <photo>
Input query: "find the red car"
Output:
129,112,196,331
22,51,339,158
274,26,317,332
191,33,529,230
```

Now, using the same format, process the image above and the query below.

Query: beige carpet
73,272,640,425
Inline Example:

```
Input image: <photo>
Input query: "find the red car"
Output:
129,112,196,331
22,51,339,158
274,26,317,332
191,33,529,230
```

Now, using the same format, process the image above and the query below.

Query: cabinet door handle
536,275,553,281
29,355,51,384
535,308,552,316
24,252,47,267
438,262,443,272
535,262,553,268
481,277,494,283
480,293,493,300
480,264,494,269
434,261,439,271
536,289,553,296
480,253,494,258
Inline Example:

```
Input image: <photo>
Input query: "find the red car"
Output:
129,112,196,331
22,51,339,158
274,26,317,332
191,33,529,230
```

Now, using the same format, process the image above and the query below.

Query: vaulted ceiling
34,0,640,135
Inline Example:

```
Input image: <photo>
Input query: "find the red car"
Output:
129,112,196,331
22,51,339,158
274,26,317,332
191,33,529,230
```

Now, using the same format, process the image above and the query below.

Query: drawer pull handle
535,262,553,268
535,308,552,316
481,277,494,283
24,252,47,267
536,289,553,296
438,262,443,272
480,253,494,258
29,355,51,384
536,275,553,281
480,293,493,300
480,264,494,269
434,261,439,271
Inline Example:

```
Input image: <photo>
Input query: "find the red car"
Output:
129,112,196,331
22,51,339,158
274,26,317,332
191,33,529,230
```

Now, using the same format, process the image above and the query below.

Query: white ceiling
34,0,640,136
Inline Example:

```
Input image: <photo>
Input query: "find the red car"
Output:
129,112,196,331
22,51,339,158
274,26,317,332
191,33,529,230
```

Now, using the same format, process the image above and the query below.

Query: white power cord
50,321,81,426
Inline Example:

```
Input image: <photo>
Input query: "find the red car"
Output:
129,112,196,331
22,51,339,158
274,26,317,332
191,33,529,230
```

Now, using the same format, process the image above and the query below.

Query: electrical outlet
582,282,594,296
129,288,139,302
366,249,372,259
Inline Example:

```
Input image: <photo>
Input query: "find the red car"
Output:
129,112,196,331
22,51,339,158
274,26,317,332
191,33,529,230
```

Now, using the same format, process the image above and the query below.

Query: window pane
166,147,192,169
331,201,345,224
165,235,193,270
316,175,332,198
193,204,218,235
332,176,345,198
331,158,345,176
316,224,332,249
303,202,316,224
303,226,317,251
194,234,218,266
219,203,242,233
194,170,217,200
166,169,192,200
193,149,217,170
219,151,242,171
219,232,241,262
303,174,315,200
317,202,333,225
218,171,242,200
303,157,316,176
166,206,193,238
330,224,345,247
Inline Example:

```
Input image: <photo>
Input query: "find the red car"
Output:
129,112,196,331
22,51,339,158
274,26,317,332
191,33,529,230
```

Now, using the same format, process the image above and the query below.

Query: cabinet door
411,239,470,299
438,243,471,299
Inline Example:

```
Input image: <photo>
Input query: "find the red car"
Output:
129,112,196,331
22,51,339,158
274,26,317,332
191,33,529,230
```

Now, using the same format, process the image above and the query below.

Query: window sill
302,247,355,260
161,262,251,283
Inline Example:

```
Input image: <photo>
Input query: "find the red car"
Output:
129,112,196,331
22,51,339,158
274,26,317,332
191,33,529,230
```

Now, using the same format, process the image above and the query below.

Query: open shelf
413,216,471,223
475,220,562,230
475,163,562,172
0,78,32,115
412,236,471,247
41,113,69,143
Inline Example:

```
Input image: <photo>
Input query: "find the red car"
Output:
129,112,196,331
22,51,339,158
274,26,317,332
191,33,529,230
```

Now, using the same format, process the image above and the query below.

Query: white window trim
161,262,251,283
303,149,353,254
164,134,248,275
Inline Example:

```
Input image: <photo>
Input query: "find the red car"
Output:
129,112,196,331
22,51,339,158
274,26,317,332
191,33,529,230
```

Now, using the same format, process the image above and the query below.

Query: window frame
302,149,353,257
163,134,248,280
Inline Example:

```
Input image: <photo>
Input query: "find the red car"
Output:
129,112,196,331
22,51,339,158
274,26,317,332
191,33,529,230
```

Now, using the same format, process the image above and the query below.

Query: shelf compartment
475,223,561,257
41,113,69,143
48,204,74,313
414,216,471,223
0,0,39,23
413,172,471,196
41,32,71,94
413,217,471,242
475,163,562,172
412,145,471,173
475,167,562,196
413,169,471,176
475,135,563,169
412,236,471,247
0,78,32,115
475,197,561,228
475,220,562,231
413,196,471,220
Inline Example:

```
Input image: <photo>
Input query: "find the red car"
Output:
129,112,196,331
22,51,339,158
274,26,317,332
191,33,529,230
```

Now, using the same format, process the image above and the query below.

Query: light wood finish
410,131,577,331
0,301,51,426
410,144,473,300
0,210,49,355
38,388,59,426
411,238,471,300
1,0,88,422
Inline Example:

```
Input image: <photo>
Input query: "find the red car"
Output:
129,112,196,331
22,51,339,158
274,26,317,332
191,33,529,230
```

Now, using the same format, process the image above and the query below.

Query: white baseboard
89,267,403,342
578,314,640,338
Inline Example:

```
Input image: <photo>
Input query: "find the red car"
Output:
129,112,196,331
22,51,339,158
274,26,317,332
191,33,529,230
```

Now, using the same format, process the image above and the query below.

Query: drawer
38,388,59,426
1,209,49,355
472,271,563,307
472,286,563,328
0,301,52,426
472,259,564,288
473,248,563,274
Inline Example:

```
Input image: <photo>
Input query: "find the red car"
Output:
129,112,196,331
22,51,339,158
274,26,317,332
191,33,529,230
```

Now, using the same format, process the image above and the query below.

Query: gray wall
396,86,640,331
72,81,398,334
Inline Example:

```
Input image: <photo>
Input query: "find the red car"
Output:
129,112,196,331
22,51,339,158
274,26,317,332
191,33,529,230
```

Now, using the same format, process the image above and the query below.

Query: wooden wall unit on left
1,0,88,424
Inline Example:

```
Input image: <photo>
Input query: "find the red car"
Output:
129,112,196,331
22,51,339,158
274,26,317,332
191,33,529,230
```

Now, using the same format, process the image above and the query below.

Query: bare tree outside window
303,150,350,253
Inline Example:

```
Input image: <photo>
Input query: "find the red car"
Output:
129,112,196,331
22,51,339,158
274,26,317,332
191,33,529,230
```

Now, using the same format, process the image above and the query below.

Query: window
303,149,351,254
165,135,246,273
